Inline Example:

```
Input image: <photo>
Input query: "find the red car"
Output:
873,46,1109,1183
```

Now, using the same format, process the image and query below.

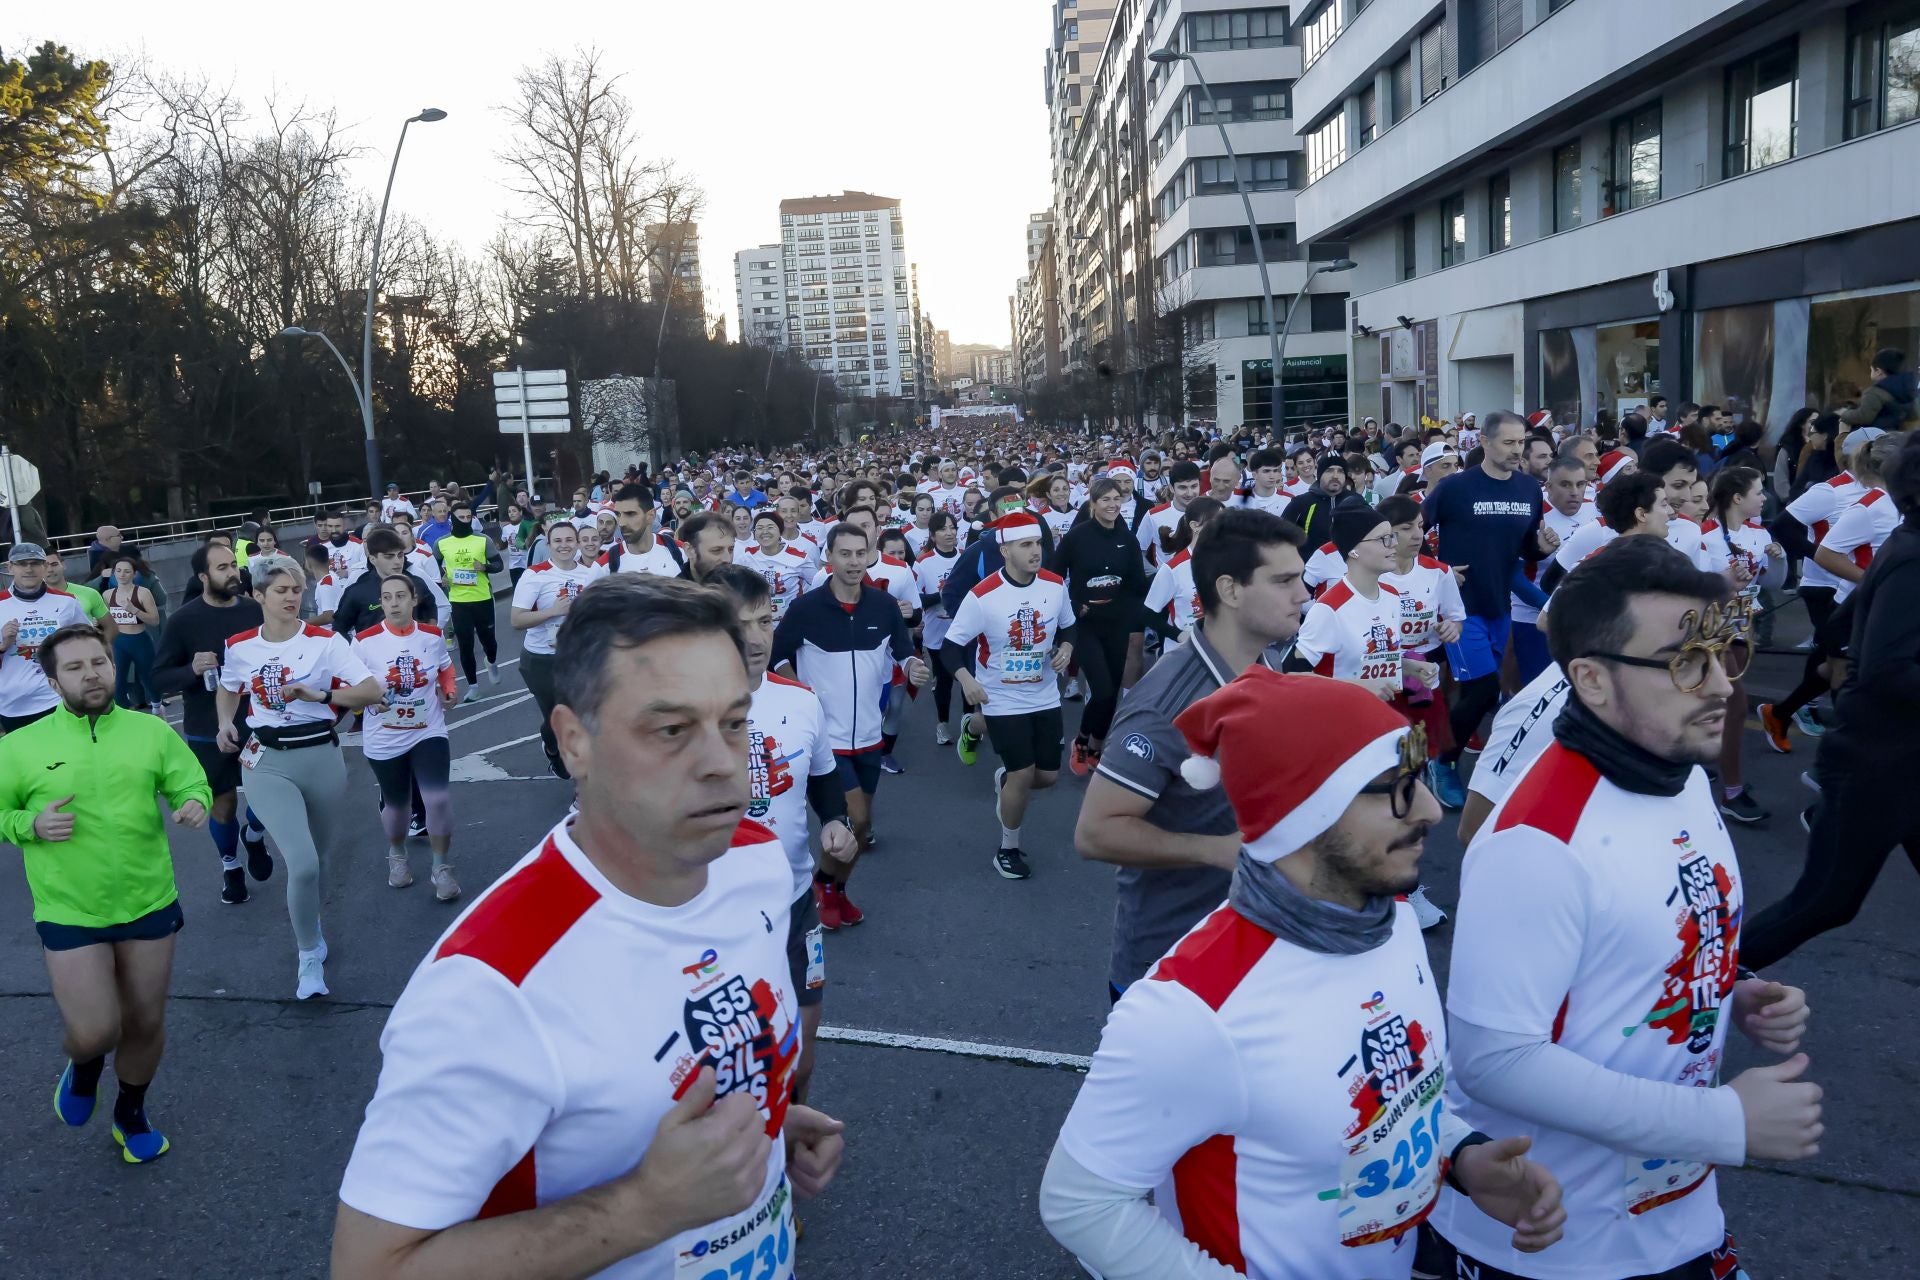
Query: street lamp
1275,257,1356,436
280,326,365,415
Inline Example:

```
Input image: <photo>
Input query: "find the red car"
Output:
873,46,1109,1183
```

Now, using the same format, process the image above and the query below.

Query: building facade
1291,0,1920,433
644,220,705,331
734,245,787,347
776,191,917,400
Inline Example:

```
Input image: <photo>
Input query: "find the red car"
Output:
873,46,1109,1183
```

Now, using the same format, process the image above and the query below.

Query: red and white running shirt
809,555,917,613
219,624,373,730
1038,506,1078,540
310,573,346,621
323,536,368,584
1701,518,1781,616
1296,577,1404,684
352,622,455,761
914,548,961,648
1381,555,1464,656
1818,486,1898,603
1665,515,1713,571
1058,902,1459,1279
1437,746,1743,1277
747,673,837,903
1145,549,1202,636
511,560,601,656
1235,488,1291,517
944,568,1074,715
1302,542,1346,599
1783,471,1864,593
608,535,684,579
0,588,88,719
1138,502,1185,568
339,818,800,1280
737,544,811,620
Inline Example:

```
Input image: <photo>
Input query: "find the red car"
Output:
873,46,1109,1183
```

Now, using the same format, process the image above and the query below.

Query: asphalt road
1,603,1916,1279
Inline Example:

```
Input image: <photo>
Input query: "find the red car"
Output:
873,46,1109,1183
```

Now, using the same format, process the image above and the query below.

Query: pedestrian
0,542,90,731
0,623,210,1164
1837,347,1919,434
1702,466,1786,826
103,553,163,712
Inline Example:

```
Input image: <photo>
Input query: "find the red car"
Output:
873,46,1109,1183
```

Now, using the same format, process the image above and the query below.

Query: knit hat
1175,668,1413,862
1596,450,1636,486
988,512,1044,543
1419,442,1455,470
1332,505,1389,559
1317,454,1347,479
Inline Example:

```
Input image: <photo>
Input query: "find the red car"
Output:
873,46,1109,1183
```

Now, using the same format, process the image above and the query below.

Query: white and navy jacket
770,583,915,755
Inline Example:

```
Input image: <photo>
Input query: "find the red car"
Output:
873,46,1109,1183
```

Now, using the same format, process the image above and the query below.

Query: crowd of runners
4,344,1919,1278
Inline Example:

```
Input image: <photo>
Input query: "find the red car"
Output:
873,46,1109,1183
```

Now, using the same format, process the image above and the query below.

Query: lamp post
1275,257,1357,437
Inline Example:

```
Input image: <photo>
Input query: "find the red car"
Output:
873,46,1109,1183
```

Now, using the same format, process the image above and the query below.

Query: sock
113,1080,150,1133
1725,784,1745,800
431,848,449,870
1000,825,1021,850
70,1054,106,1097
242,808,266,842
210,817,240,871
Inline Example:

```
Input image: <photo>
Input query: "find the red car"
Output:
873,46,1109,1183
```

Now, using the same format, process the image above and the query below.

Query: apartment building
734,245,786,348
643,220,705,329
777,191,917,400
1290,0,1920,431
1014,215,1066,394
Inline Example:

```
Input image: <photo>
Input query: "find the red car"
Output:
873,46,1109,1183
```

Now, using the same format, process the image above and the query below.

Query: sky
11,0,1055,346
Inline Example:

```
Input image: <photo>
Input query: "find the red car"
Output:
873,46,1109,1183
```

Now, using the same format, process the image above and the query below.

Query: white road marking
449,731,556,783
814,1024,1091,1071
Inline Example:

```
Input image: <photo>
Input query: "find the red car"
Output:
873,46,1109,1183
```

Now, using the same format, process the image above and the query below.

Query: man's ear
1566,656,1611,709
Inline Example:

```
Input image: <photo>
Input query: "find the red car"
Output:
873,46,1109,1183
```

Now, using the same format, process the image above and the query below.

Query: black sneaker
1719,791,1770,825
992,848,1032,880
407,815,428,840
242,829,273,881
220,867,249,904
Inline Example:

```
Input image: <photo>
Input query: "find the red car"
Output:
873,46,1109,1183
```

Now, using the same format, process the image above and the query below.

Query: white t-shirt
1058,902,1458,1279
1700,517,1781,617
747,674,837,903
735,544,811,621
1465,662,1569,806
1554,520,1619,573
1381,555,1465,656
322,537,369,584
1437,748,1742,1277
1818,486,1898,603
943,568,1075,715
1138,502,1185,568
1514,504,1590,625
406,544,444,587
1302,542,1346,598
611,536,684,579
220,623,374,730
381,497,419,522
1665,516,1713,571
809,555,917,614
1783,471,1864,592
1296,577,1403,684
510,561,601,656
338,818,801,1280
926,484,967,520
310,573,346,621
1144,549,1202,636
1234,488,1291,517
0,588,89,719
352,622,453,761
913,548,961,648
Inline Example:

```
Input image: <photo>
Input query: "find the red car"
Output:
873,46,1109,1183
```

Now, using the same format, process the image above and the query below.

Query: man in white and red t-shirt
941,512,1076,882
1233,448,1292,517
1813,433,1901,604
606,483,687,578
510,522,602,781
1432,536,1819,1280
1042,671,1565,1280
1294,507,1438,698
1138,461,1203,570
333,574,844,1280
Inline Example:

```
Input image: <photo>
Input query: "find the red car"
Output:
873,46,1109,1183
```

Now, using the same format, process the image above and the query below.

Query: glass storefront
1540,328,1582,426
1694,303,1776,424
1808,286,1920,408
1596,320,1662,418
1244,354,1350,437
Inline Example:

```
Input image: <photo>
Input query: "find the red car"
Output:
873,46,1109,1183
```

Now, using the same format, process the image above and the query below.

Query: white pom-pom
1180,754,1222,790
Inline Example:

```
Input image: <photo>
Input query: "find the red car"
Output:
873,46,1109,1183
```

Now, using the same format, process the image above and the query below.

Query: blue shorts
1444,615,1512,683
1511,619,1553,684
833,751,882,795
37,900,183,952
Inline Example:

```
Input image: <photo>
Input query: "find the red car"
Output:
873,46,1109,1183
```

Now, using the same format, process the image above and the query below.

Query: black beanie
1332,505,1387,560
1317,454,1347,479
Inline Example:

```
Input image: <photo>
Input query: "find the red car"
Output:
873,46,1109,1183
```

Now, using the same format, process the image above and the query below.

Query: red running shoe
1069,739,1093,777
815,881,843,932
1756,702,1793,755
836,887,866,927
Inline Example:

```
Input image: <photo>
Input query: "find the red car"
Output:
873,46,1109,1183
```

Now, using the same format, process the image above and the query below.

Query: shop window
1596,320,1662,419
1808,287,1920,408
1694,304,1776,425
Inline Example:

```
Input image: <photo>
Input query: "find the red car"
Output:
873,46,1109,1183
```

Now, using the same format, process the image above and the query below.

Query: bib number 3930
677,1176,793,1280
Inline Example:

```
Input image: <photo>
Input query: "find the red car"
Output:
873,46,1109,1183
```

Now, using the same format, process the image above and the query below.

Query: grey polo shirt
1095,624,1286,991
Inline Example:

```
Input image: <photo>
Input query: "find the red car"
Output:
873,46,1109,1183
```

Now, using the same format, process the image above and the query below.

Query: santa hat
988,512,1044,543
1596,450,1635,486
1174,668,1412,863
1105,458,1138,480
1527,410,1554,431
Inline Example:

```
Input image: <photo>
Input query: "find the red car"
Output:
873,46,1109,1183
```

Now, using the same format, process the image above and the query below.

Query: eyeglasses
1358,531,1400,549
1586,601,1753,693
1357,724,1428,819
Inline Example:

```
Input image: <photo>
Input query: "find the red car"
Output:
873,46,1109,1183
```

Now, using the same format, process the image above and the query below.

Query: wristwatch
1444,1132,1495,1193
322,688,334,707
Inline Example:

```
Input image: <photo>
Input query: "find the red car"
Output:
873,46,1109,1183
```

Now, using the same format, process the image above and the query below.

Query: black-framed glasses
1358,723,1428,819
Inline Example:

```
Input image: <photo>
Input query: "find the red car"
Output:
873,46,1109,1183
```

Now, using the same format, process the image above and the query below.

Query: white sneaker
935,724,953,746
460,687,481,705
387,850,414,888
296,952,329,1000
431,864,461,902
1408,885,1448,931
487,659,500,685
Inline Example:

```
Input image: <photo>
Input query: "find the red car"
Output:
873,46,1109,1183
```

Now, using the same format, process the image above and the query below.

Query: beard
1314,820,1428,901
63,683,114,714
204,577,236,602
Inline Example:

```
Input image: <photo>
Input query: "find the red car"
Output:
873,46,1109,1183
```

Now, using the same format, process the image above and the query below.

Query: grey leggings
243,742,347,952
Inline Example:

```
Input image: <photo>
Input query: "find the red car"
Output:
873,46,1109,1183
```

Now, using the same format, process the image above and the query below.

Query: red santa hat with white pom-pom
1174,668,1413,863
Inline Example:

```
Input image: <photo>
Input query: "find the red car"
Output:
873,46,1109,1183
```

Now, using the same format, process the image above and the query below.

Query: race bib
14,618,58,662
1001,649,1047,684
1358,652,1402,684
379,695,428,731
804,925,825,991
1334,1070,1446,1247
239,736,264,770
676,1176,793,1279
450,567,478,586
1623,1154,1712,1216
110,605,139,628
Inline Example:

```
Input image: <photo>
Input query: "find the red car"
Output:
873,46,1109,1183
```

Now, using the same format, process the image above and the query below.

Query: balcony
1291,0,1443,125
1148,45,1304,133
1156,188,1298,255
1153,116,1302,193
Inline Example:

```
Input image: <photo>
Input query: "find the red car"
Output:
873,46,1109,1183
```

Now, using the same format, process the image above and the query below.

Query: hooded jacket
1840,371,1919,433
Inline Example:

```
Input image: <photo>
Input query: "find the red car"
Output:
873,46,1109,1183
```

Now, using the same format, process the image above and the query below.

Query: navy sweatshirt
1423,465,1545,619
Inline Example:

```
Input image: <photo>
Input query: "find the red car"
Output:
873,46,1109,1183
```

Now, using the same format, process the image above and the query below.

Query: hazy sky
13,0,1054,345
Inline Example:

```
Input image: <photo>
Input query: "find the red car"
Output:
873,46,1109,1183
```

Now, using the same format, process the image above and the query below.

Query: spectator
86,525,125,579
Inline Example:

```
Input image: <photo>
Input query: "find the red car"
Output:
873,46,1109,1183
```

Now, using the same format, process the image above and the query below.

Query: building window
1488,171,1511,251
1246,298,1272,335
1192,153,1296,194
1309,293,1349,332
1419,19,1453,101
1726,41,1798,177
1302,2,1342,66
1464,0,1523,72
1399,216,1417,281
1439,193,1466,267
1552,139,1583,233
1191,81,1291,124
1609,102,1661,213
1846,4,1920,138
1306,112,1347,182
1357,85,1377,147
1189,8,1291,52
1390,54,1413,124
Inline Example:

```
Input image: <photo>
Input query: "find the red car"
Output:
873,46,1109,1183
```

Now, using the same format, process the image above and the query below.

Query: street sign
493,384,568,403
499,417,572,434
494,369,572,489
3,450,41,504
491,369,566,387
501,399,570,418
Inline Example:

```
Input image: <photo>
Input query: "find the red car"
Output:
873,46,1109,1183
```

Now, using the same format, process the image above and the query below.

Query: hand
784,1104,846,1200
1728,1053,1824,1161
1455,1135,1566,1253
1728,561,1753,586
820,818,858,864
33,796,76,842
173,799,208,829
958,676,989,708
897,598,914,619
1765,542,1785,559
1437,618,1463,645
1365,677,1399,702
1453,567,1469,585
215,721,243,753
1733,979,1810,1056
1407,659,1440,688
1051,643,1074,673
906,656,932,688
280,683,324,703
628,1067,773,1238
191,651,221,675
1536,525,1561,555
550,594,574,616
1,619,16,650
439,686,460,710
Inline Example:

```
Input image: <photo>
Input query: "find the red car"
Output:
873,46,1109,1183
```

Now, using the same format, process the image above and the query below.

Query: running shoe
1408,885,1448,931
1719,790,1770,826
879,753,904,775
220,867,248,905
1793,706,1827,737
407,814,428,840
460,687,481,705
487,659,501,685
1800,770,1820,793
387,850,414,889
53,1061,95,1127
1756,703,1793,754
111,1122,170,1165
836,888,866,927
993,766,1007,828
1425,760,1466,811
147,702,165,717
935,724,953,746
431,864,461,902
956,716,982,766
1063,678,1083,702
993,848,1033,880
814,882,843,932
296,952,329,1001
1069,738,1093,777
242,828,272,881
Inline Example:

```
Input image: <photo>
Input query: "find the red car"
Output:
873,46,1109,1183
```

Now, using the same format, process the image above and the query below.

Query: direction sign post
493,368,570,499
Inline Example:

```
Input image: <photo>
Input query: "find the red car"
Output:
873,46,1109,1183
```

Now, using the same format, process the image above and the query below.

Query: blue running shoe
53,1061,95,1128
112,1122,171,1164
1426,760,1467,811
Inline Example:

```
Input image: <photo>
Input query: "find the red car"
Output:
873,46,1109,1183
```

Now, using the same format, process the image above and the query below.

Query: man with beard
1429,537,1821,1279
150,542,274,904
1,543,91,731
1281,454,1362,545
1,624,210,1164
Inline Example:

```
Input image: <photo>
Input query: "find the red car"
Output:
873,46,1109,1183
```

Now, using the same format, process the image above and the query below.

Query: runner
941,513,1076,881
102,554,163,713
1042,671,1565,1279
438,497,505,702
353,575,461,900
1431,536,1821,1278
0,543,90,732
914,512,964,745
1051,477,1151,776
1457,657,1571,847
737,510,810,621
332,574,845,1279
305,543,345,626
41,553,114,649
872,527,921,774
216,560,383,999
512,521,602,782
671,510,739,584
330,528,438,638
1142,497,1225,639
1511,454,1592,684
1137,461,1203,570
1,623,211,1165
1701,466,1786,826
1233,448,1292,516
320,510,370,584
607,482,690,577
389,514,451,628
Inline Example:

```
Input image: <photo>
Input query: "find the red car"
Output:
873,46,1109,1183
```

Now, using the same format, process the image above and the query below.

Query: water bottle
203,667,219,692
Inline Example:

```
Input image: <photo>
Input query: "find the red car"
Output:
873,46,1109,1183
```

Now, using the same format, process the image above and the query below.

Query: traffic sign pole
518,368,536,503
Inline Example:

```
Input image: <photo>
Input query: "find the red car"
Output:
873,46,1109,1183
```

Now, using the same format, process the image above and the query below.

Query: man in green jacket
0,624,210,1165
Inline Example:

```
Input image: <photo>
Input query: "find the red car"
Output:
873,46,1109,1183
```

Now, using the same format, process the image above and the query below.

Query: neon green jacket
0,704,211,927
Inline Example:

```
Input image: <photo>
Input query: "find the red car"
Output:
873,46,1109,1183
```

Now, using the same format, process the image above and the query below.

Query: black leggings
1742,744,1920,969
450,598,498,685
521,649,561,765
1075,612,1137,744
1447,673,1503,764
933,657,956,723
1769,587,1837,721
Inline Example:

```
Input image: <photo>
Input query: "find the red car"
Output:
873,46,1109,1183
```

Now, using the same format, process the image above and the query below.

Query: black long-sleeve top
1048,516,1149,619
152,594,265,741
1831,518,1920,755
